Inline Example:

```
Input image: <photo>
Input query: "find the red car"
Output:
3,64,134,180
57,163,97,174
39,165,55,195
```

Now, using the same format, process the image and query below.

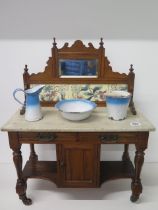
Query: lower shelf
23,161,57,184
22,160,135,187
100,161,135,184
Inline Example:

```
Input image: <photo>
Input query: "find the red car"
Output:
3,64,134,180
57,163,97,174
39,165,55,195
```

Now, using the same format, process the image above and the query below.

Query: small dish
55,99,97,121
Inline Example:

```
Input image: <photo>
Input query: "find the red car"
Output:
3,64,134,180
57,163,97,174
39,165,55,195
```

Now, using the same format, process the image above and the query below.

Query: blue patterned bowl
55,99,97,121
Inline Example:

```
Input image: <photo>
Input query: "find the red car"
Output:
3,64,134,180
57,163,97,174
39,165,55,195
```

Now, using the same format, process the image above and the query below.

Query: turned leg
9,132,32,205
29,144,38,162
130,142,147,202
13,149,32,205
122,144,130,161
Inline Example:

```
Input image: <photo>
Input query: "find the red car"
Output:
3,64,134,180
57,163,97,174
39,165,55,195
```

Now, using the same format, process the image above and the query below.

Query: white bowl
55,99,97,121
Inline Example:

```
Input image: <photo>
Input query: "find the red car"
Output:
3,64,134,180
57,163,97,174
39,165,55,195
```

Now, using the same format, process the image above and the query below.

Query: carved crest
58,40,98,52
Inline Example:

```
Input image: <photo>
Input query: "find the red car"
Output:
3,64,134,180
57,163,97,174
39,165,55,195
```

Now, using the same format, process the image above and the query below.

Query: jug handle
13,88,25,106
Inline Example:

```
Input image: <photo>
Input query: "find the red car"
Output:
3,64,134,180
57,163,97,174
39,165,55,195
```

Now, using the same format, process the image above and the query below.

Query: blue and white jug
13,85,45,121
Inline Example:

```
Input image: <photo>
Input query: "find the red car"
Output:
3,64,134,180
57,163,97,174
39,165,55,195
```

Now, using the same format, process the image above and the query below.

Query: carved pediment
24,38,134,86
58,40,98,53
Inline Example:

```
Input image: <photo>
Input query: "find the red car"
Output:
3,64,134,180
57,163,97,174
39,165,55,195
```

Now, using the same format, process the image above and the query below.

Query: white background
0,0,158,163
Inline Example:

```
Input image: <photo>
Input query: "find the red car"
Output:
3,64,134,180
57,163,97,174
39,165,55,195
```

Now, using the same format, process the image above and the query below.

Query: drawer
18,132,77,143
79,132,138,144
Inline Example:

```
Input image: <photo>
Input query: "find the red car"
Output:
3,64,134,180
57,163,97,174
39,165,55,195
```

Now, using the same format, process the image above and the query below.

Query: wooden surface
23,161,57,183
22,160,135,186
100,161,135,183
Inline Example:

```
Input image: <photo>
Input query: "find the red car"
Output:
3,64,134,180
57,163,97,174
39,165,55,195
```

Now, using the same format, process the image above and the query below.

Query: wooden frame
21,38,136,114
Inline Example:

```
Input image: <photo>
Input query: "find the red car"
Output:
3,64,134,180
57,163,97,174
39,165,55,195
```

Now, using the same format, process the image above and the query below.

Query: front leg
9,132,32,205
130,133,149,202
130,148,144,202
13,150,32,205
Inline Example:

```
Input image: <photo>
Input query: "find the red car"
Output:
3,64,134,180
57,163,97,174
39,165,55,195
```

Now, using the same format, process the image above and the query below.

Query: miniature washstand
1,38,155,205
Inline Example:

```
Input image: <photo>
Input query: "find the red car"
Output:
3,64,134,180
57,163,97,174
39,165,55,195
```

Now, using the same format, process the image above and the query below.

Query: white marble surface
1,107,155,132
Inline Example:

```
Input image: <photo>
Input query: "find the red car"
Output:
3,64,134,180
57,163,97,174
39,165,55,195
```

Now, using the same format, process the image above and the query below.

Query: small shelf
23,161,57,184
22,160,135,187
100,161,135,184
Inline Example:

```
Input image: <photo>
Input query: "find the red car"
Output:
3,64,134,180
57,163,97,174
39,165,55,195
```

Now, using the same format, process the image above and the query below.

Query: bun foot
19,194,32,205
130,195,139,202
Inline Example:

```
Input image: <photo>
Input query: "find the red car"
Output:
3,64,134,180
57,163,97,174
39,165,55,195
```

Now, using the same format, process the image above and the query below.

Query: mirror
59,59,98,78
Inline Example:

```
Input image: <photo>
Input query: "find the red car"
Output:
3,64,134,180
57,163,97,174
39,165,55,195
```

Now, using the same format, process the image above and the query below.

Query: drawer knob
100,135,118,143
37,133,57,141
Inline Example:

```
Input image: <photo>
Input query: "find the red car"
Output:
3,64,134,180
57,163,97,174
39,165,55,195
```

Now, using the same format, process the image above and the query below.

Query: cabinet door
57,143,100,187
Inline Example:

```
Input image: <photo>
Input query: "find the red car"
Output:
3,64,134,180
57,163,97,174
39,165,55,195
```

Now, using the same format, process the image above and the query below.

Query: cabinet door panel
57,143,100,187
65,148,93,181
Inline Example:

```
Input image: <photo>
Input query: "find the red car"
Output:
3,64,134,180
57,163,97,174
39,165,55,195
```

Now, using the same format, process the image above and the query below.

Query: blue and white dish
55,99,97,121
105,91,131,120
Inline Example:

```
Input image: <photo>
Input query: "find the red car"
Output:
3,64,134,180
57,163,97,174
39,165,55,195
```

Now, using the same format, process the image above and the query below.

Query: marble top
1,107,155,132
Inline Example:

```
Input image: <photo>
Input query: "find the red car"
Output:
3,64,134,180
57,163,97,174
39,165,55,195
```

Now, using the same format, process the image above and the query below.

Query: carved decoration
58,40,98,52
21,38,136,114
